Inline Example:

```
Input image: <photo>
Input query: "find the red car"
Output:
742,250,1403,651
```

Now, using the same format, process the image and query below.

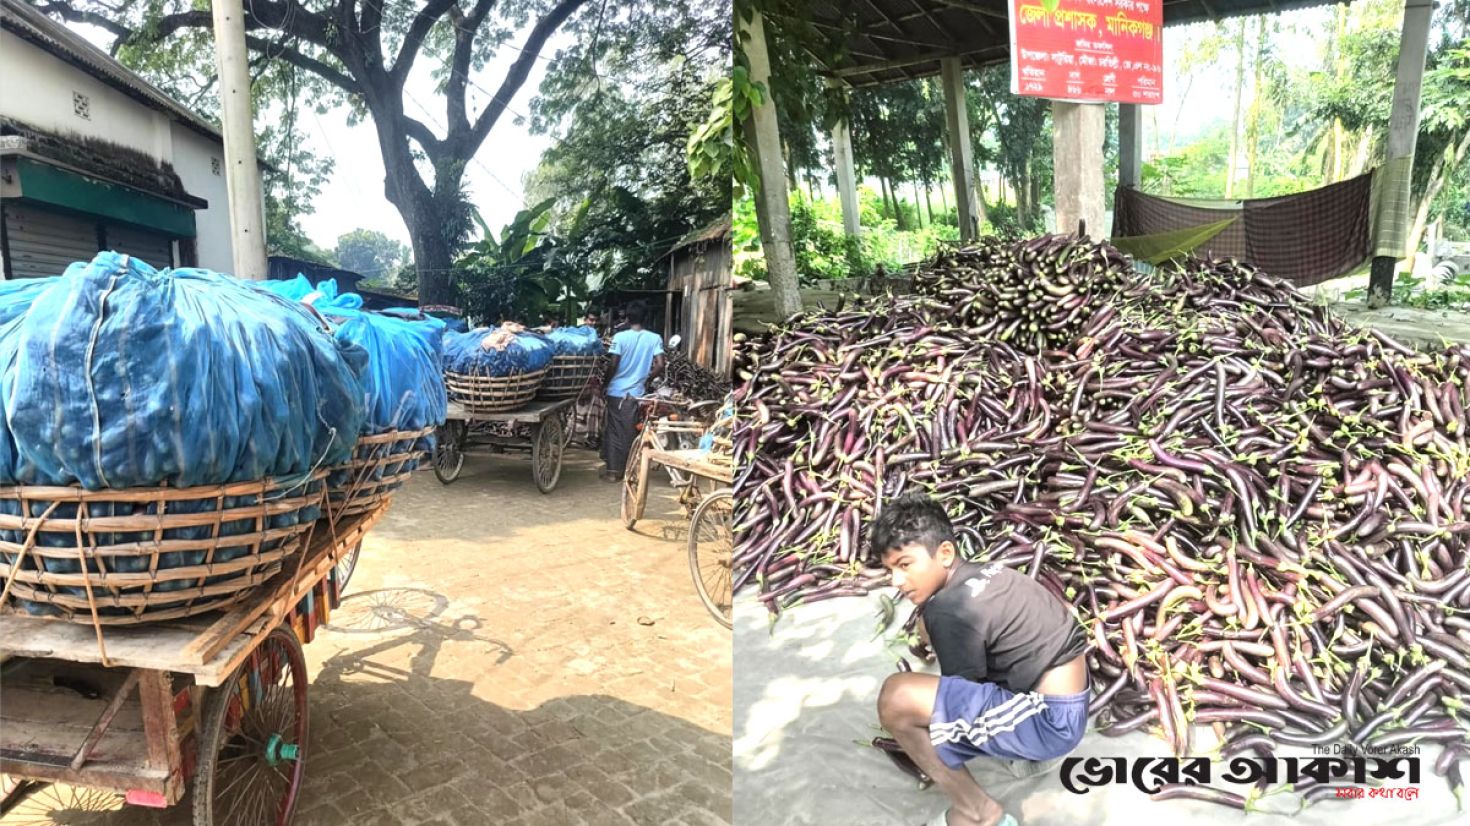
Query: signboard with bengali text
1008,0,1163,104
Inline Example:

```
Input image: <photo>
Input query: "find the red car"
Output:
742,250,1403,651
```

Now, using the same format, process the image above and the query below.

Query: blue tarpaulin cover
0,253,367,489
443,327,555,376
547,325,605,356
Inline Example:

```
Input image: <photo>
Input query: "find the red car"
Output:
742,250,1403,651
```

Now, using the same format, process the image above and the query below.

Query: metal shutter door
3,202,100,279
105,223,175,269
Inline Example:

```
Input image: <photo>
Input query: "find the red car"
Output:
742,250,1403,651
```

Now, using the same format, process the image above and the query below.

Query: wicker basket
325,425,435,523
538,355,599,400
445,368,547,414
0,473,326,625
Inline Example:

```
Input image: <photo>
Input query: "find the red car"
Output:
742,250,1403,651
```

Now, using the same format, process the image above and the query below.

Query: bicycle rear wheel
621,438,646,530
688,489,733,628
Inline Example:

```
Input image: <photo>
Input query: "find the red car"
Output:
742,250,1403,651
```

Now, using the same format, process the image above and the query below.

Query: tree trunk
880,176,893,222
1351,131,1374,177
1029,171,1042,230
1328,7,1348,181
922,180,934,226
940,175,950,215
1407,129,1470,265
914,181,926,227
409,219,457,307
889,178,908,231
1225,19,1247,199
1016,164,1029,224
973,170,986,230
1167,73,1195,156
1245,17,1267,198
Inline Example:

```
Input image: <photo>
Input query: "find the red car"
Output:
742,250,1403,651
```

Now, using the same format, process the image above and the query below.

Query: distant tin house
666,215,732,376
0,0,261,277
267,255,366,293
266,255,419,311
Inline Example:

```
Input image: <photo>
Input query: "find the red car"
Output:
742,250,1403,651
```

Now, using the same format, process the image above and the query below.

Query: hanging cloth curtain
1110,171,1375,287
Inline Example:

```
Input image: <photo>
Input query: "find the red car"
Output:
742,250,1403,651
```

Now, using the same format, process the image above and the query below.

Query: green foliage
687,66,764,197
454,199,585,324
1344,271,1470,309
524,1,728,304
734,190,959,284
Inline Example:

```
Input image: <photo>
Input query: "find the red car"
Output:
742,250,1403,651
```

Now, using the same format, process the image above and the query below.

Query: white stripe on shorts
931,692,1047,748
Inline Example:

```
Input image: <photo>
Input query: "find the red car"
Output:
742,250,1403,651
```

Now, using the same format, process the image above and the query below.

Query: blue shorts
927,675,1090,769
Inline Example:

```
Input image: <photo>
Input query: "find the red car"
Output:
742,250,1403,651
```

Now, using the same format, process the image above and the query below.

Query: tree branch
447,0,497,134
390,0,458,87
243,34,359,95
32,1,132,42
403,117,443,156
467,0,590,151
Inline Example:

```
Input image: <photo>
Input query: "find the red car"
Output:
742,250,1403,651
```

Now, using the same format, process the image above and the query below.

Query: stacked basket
0,254,367,626
443,325,554,413
536,326,605,400
259,277,448,530
0,475,327,624
445,368,547,412
324,425,436,521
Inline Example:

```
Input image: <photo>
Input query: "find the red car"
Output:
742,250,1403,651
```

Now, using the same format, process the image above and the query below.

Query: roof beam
901,0,967,48
802,17,957,51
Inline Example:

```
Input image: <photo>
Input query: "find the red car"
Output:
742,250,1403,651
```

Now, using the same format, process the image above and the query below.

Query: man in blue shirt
600,302,664,482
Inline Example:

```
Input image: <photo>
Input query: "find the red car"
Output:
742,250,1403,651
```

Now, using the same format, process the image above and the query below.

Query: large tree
37,0,593,305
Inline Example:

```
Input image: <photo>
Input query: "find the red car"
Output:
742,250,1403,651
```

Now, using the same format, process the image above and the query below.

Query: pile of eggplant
656,347,730,403
733,234,1470,808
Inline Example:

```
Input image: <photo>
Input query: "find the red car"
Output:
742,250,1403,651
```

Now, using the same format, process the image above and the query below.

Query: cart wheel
335,540,362,596
433,421,466,484
688,489,733,629
620,439,645,530
532,417,565,494
192,626,308,826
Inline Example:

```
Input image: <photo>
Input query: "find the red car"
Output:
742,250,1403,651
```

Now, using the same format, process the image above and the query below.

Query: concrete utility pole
741,11,801,319
940,57,979,241
1052,102,1105,238
1368,0,1434,307
211,0,268,280
1118,103,1143,190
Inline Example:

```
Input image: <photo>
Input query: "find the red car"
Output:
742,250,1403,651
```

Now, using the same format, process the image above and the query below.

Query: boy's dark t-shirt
921,560,1088,694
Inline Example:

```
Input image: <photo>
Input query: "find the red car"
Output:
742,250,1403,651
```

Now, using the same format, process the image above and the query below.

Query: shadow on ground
2,610,730,826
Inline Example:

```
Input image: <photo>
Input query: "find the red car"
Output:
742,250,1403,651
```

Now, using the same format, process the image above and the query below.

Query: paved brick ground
3,452,731,825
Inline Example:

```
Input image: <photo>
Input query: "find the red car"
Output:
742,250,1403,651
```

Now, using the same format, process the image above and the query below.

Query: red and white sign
1008,0,1163,104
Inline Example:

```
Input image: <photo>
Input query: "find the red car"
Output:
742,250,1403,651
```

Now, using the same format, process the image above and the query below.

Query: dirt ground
2,450,732,825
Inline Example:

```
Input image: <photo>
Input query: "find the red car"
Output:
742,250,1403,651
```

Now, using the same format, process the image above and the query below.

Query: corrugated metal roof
670,215,733,255
1,0,223,142
795,0,1357,88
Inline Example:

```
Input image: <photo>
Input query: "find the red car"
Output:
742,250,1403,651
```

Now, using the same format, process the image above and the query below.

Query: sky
292,31,577,249
69,17,577,251
63,5,1349,252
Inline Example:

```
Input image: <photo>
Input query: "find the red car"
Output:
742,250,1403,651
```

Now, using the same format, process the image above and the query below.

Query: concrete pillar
1119,103,1143,190
1368,0,1434,308
829,84,861,238
1052,102,1105,238
940,57,979,241
210,0,268,279
740,11,801,318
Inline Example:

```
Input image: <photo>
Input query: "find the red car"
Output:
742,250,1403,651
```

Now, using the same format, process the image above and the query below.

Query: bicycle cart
0,508,386,824
430,398,575,493
622,448,733,629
